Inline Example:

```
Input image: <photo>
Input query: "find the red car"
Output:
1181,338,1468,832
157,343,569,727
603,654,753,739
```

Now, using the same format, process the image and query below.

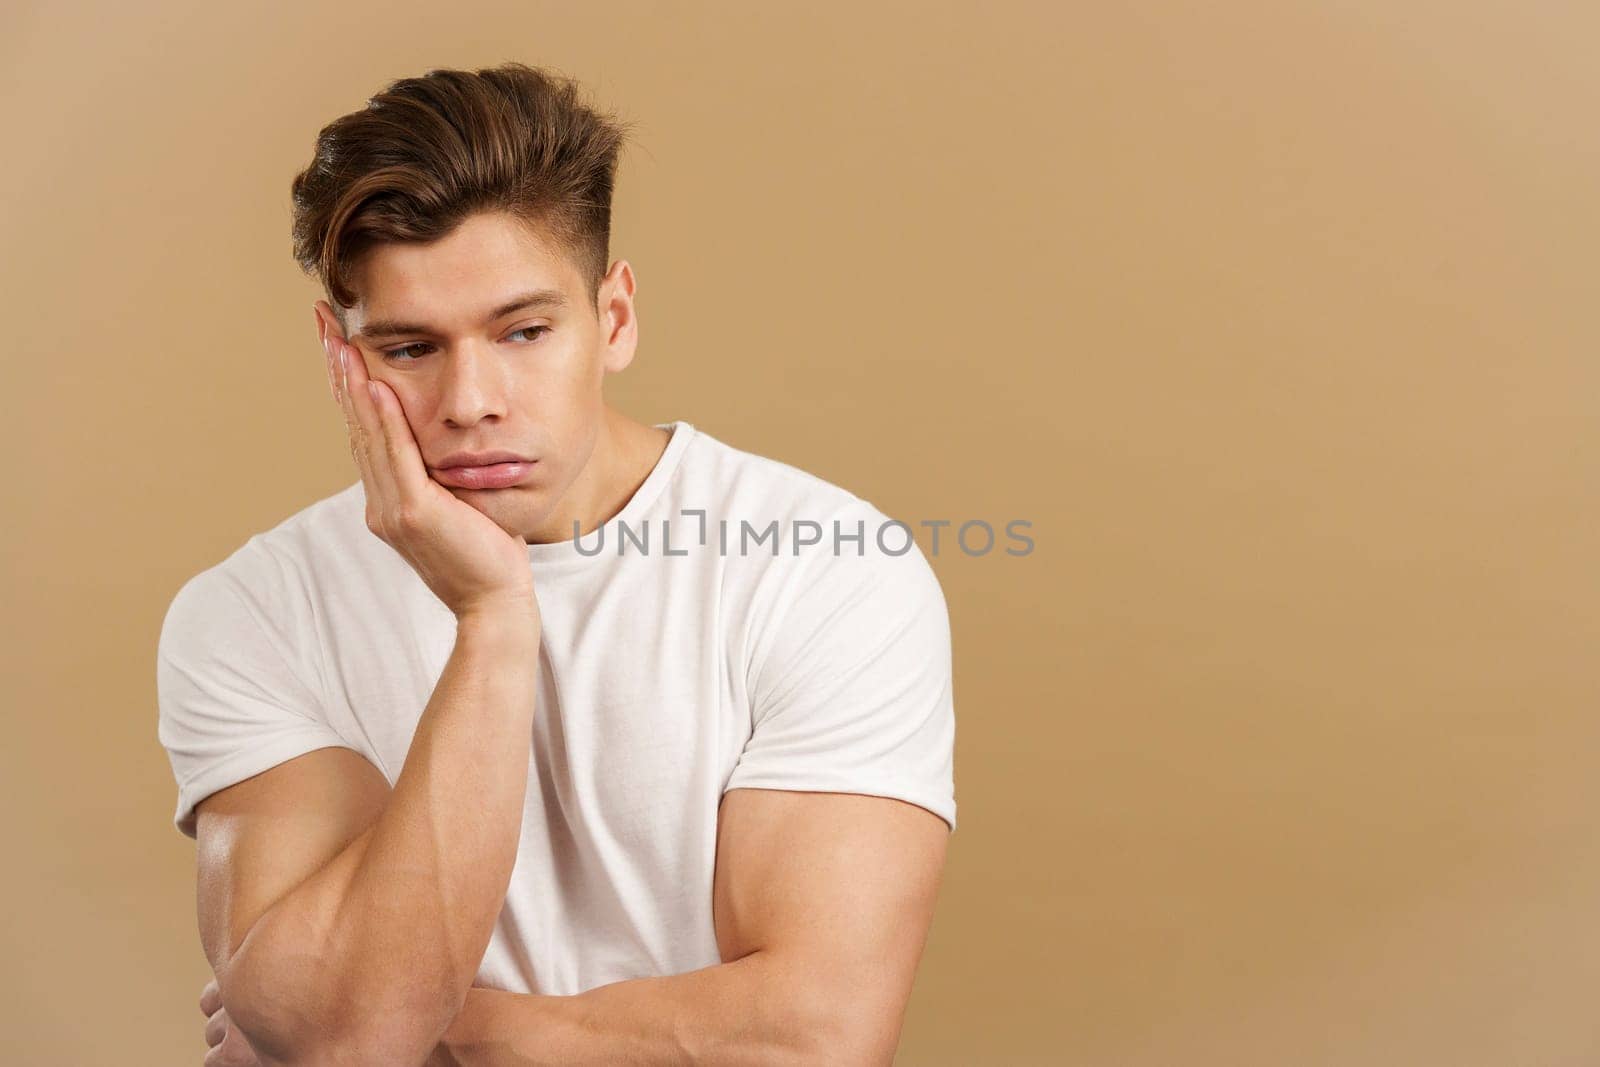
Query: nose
437,341,510,429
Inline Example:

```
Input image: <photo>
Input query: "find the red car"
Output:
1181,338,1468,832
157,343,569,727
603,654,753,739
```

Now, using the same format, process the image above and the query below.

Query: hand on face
315,301,542,628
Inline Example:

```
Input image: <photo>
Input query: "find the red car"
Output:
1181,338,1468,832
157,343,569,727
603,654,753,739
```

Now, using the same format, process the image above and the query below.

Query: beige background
4,2,1596,1063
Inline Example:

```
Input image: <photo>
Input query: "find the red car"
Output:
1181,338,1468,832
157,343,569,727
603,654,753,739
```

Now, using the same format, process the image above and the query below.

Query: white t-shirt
156,419,957,996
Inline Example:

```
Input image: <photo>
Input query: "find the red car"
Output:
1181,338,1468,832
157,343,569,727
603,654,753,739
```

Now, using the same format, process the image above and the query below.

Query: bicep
713,786,950,1062
195,745,391,977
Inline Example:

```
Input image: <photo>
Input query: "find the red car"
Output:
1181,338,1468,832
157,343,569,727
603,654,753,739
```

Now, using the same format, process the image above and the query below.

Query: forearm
229,607,541,1062
433,950,838,1067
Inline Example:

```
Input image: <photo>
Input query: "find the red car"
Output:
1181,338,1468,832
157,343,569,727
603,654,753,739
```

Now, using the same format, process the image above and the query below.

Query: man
159,62,956,1066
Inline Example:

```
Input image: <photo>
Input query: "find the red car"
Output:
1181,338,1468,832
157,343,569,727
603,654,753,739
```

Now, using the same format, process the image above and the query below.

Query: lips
432,449,537,469
431,460,536,490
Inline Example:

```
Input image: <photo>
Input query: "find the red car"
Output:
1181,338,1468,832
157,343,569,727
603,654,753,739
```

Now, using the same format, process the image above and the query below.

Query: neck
523,406,671,545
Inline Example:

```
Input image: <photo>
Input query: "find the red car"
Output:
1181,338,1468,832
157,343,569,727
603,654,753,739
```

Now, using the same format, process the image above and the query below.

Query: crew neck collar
524,420,696,567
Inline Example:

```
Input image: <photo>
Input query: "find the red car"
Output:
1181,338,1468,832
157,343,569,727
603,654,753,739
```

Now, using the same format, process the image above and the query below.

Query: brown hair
290,62,635,325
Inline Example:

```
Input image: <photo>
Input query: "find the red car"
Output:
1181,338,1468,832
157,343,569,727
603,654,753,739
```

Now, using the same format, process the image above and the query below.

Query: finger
314,302,354,409
224,1023,265,1067
366,378,433,500
199,977,221,1016
314,305,341,406
338,339,402,514
204,1007,228,1047
334,343,378,506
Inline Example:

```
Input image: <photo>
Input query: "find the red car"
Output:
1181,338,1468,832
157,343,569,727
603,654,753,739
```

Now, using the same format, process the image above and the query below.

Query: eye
380,326,548,363
381,342,435,362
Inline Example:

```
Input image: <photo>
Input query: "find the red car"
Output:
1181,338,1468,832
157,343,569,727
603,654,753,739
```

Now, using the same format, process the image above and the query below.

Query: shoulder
160,482,367,644
681,424,945,602
676,426,866,521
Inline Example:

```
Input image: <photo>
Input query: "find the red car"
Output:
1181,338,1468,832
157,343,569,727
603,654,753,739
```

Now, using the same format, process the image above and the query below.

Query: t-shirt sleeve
725,506,958,832
156,553,360,840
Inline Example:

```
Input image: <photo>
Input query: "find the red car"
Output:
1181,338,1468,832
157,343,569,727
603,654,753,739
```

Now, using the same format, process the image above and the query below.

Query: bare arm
200,607,540,1065
425,788,950,1067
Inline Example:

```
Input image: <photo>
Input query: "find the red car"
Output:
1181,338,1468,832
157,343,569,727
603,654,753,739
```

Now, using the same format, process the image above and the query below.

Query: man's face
320,210,636,542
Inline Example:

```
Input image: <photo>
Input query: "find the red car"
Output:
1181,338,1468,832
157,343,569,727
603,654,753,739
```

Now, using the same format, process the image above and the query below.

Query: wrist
454,601,542,644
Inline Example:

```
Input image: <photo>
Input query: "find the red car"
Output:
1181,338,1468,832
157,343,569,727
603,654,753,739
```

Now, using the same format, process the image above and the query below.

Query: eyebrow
353,288,569,341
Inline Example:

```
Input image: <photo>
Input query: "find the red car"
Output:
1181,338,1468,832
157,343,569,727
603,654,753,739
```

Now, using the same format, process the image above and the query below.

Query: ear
597,259,639,374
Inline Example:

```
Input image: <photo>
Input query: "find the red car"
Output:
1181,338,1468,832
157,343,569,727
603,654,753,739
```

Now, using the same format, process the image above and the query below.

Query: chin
456,488,536,525
447,486,513,515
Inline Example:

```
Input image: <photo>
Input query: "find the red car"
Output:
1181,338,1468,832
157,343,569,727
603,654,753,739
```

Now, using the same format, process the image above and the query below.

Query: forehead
349,211,581,327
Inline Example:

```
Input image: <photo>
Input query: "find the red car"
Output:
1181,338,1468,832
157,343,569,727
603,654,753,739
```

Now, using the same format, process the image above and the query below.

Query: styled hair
290,62,635,324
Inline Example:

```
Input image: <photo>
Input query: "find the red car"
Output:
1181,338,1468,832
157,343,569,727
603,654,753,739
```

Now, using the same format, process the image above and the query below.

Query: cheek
543,334,601,380
545,350,597,393
383,382,415,416
381,384,433,434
